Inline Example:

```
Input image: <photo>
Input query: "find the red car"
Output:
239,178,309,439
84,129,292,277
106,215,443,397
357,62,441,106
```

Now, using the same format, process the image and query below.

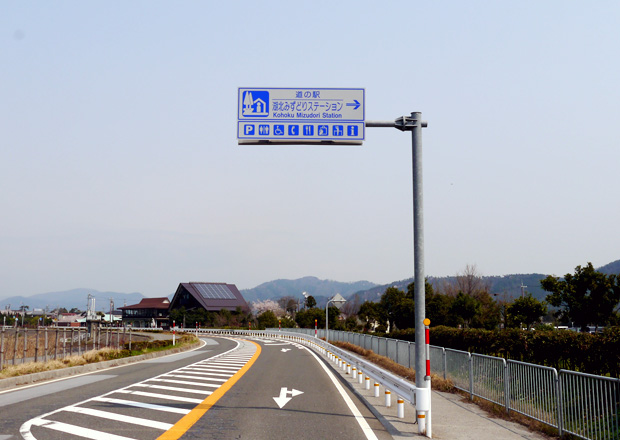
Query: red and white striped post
278,319,281,332
172,320,176,346
416,318,432,436
314,319,317,338
425,318,431,380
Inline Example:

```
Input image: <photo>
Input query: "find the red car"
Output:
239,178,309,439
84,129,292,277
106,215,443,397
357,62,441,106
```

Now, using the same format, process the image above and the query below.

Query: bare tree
456,264,491,300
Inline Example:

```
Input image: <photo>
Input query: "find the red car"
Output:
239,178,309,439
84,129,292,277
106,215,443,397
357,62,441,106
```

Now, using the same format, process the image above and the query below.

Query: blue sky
2,1,619,299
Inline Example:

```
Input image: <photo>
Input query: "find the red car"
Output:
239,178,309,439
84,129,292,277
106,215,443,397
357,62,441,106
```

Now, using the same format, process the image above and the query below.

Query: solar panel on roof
192,283,236,300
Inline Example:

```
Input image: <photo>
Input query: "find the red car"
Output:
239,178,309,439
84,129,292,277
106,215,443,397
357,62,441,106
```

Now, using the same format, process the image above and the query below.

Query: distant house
169,282,250,317
56,313,83,327
120,298,170,329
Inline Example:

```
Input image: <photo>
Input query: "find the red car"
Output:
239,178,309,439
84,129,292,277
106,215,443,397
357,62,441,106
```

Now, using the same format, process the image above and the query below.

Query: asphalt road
0,336,392,440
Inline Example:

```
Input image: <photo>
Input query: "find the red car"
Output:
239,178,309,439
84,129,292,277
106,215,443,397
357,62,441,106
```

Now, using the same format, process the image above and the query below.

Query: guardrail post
397,397,404,418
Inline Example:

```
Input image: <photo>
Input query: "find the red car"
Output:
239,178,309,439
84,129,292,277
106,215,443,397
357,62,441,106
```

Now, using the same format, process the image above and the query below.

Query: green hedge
387,326,620,377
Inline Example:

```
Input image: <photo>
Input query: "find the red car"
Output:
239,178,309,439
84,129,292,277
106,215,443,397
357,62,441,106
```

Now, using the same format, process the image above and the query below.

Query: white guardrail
197,328,432,438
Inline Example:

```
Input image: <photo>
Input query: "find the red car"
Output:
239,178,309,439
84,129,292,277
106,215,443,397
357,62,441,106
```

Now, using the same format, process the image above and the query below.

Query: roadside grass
332,340,559,439
0,334,199,379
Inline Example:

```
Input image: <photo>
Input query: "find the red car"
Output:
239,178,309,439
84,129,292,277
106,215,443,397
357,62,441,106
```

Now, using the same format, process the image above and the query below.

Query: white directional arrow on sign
273,387,304,409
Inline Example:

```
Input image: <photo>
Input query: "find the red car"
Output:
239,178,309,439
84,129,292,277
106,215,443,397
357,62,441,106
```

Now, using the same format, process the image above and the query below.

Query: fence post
54,328,58,360
35,327,40,362
13,328,18,365
443,347,447,380
556,370,564,438
44,327,49,363
468,353,473,400
0,325,4,370
22,329,27,364
504,359,509,414
70,329,74,356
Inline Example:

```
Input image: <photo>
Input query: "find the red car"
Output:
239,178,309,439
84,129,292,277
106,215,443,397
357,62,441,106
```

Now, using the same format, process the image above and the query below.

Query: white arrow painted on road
281,348,291,352
273,387,304,409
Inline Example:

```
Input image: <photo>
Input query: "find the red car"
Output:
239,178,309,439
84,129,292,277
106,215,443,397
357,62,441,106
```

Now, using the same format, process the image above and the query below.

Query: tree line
252,263,620,334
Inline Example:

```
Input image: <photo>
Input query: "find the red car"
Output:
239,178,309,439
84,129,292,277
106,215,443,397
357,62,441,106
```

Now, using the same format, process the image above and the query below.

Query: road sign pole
367,113,429,436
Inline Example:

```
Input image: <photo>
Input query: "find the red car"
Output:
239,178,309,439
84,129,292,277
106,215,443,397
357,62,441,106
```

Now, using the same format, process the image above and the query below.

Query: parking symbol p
245,124,255,135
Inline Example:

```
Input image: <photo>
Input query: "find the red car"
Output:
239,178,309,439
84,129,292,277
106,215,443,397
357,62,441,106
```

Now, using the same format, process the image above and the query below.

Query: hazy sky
2,1,619,299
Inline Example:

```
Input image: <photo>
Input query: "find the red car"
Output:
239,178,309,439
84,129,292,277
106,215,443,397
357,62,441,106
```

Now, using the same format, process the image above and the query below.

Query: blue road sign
238,87,365,145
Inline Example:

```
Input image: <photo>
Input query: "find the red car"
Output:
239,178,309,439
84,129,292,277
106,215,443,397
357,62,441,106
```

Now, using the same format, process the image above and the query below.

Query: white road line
202,361,247,366
19,337,255,440
130,383,213,395
64,406,173,430
115,389,204,404
302,344,379,440
92,397,190,415
163,373,227,382
147,378,220,388
25,419,137,440
185,366,239,373
178,369,233,377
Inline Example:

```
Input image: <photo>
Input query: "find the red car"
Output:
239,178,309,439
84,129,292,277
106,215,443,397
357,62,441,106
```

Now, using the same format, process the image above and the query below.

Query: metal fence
0,326,131,369
275,328,620,440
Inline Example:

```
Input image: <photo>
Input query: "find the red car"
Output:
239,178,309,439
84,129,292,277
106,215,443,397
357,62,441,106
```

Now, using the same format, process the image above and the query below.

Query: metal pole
366,113,429,436
411,112,427,392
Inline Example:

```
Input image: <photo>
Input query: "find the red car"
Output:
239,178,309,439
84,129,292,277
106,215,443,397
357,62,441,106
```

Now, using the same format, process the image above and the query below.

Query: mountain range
2,260,618,311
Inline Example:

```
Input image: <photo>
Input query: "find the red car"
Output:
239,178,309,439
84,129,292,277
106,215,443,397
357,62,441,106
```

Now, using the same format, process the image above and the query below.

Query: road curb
0,341,201,391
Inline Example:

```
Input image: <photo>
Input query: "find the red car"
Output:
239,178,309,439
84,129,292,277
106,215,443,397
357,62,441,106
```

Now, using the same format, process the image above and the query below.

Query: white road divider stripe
163,373,228,382
147,378,221,388
64,406,173,430
93,397,190,415
25,419,137,440
178,369,233,377
115,389,204,404
131,383,214,395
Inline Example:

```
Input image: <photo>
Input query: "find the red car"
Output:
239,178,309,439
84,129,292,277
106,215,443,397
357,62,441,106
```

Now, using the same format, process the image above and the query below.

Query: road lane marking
156,340,261,440
163,373,228,382
147,378,221,388
273,387,304,408
19,338,257,440
301,342,379,440
131,383,214,395
182,366,239,373
92,397,190,415
24,419,136,440
116,389,205,404
63,406,173,430
177,369,233,377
